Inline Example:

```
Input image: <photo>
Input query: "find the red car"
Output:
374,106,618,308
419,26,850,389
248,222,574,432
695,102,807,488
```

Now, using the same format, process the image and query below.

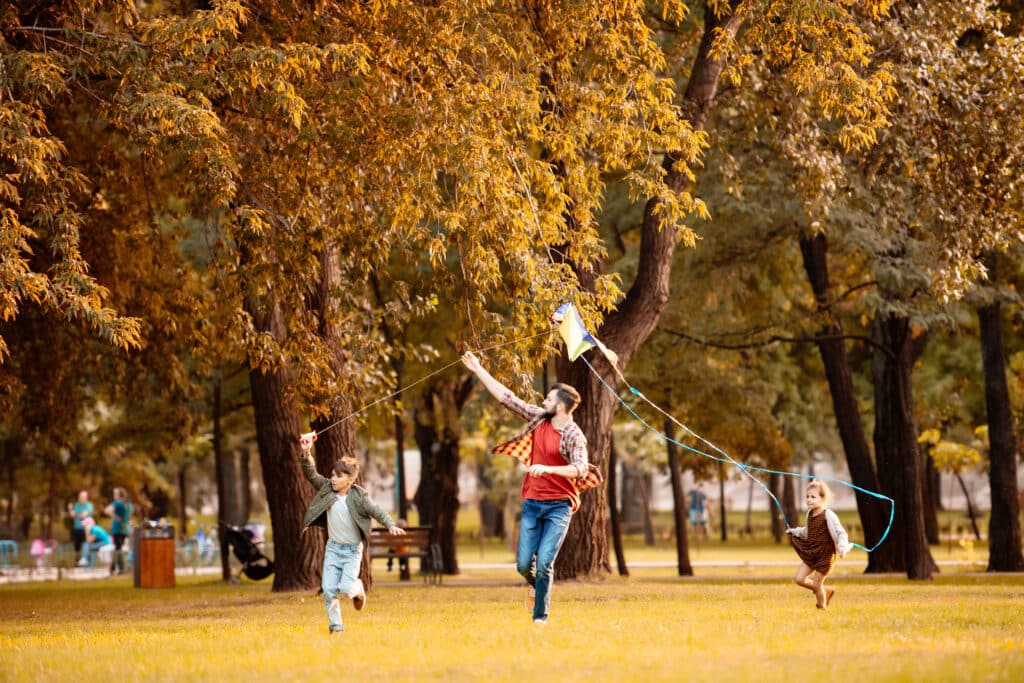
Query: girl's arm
826,509,851,557
786,512,809,538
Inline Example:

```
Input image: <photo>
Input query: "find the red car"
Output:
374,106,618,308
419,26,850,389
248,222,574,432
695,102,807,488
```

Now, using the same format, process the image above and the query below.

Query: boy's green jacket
300,456,395,542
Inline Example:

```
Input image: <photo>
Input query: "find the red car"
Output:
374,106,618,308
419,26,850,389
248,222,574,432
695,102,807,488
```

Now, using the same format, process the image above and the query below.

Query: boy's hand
388,526,406,536
299,431,317,454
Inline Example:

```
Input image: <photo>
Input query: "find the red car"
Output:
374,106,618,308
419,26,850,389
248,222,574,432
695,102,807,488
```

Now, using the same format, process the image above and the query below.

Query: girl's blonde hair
807,480,833,504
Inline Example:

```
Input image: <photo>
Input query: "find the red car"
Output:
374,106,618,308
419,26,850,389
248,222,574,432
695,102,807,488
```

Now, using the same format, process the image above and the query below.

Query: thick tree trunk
249,366,324,591
608,438,629,576
412,378,471,575
553,0,743,579
977,257,1024,570
665,419,693,575
248,301,323,592
872,313,937,579
799,232,892,571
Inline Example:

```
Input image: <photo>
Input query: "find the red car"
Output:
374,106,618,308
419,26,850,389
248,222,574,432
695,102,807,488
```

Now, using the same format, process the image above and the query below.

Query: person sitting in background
78,517,114,567
67,490,93,555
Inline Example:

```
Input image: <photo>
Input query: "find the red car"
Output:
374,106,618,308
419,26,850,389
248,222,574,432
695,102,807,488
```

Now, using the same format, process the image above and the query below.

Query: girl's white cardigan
788,508,852,557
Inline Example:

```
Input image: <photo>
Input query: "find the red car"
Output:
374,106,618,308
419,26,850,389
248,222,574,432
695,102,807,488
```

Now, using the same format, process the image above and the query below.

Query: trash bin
133,525,175,588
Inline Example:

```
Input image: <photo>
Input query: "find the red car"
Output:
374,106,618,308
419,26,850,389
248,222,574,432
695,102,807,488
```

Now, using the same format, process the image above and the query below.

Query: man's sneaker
533,618,547,625
525,587,536,613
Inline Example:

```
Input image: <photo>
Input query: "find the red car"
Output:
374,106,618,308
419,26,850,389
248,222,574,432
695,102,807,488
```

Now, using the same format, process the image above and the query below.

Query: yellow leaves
919,427,984,473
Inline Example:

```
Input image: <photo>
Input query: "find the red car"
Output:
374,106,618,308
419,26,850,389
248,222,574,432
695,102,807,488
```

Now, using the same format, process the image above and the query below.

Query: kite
550,302,620,371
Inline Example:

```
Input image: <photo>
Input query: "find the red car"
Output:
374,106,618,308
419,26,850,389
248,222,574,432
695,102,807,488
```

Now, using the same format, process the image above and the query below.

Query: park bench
369,525,442,585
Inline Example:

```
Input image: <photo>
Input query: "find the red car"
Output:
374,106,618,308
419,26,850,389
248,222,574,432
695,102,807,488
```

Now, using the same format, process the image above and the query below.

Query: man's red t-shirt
521,420,577,502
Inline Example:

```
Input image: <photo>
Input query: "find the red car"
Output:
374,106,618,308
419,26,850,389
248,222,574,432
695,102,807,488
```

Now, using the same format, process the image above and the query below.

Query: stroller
219,522,275,582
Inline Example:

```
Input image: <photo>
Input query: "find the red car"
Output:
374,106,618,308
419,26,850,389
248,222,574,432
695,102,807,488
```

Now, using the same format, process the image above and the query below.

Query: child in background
299,432,405,635
786,480,851,609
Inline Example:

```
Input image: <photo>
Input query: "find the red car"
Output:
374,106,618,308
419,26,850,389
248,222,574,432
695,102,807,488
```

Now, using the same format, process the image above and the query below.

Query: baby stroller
219,522,274,582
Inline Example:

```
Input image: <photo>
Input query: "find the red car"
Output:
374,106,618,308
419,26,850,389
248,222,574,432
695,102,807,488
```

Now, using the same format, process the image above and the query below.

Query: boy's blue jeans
322,540,362,632
516,498,573,622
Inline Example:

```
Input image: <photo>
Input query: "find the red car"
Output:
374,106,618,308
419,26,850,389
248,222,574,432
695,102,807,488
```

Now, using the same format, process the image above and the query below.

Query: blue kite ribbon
580,356,894,553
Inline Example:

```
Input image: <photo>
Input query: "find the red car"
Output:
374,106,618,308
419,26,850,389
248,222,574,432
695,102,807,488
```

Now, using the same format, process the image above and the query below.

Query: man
461,351,589,624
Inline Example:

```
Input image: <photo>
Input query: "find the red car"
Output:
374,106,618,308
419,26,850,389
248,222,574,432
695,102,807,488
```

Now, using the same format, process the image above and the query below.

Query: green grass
2,570,1022,682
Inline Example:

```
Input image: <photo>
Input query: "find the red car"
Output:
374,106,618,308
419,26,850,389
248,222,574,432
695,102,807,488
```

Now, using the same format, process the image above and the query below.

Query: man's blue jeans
322,540,362,632
517,498,573,622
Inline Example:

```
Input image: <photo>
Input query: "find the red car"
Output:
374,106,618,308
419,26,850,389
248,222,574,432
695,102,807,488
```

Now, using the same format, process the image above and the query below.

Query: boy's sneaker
525,587,536,613
351,579,366,611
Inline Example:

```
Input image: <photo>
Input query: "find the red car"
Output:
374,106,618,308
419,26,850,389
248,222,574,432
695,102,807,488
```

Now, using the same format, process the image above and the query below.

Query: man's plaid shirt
495,390,588,478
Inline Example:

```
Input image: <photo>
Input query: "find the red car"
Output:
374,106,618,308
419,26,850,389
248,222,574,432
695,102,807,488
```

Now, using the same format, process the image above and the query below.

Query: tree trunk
782,474,798,529
924,454,941,543
477,463,506,539
977,254,1024,571
176,466,188,539
954,473,982,541
248,299,324,592
553,0,743,579
665,418,693,575
872,313,937,580
412,377,472,575
718,463,729,542
608,438,629,576
769,473,785,543
799,232,892,571
619,462,642,530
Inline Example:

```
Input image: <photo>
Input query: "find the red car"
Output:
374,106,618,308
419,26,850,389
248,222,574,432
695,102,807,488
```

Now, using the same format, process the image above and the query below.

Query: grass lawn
2,566,1022,683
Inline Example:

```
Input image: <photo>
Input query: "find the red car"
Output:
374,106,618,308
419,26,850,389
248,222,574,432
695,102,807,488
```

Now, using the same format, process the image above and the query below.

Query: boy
299,433,405,634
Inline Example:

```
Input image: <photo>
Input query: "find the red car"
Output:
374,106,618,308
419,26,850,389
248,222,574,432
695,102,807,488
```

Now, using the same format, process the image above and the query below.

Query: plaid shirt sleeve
560,423,589,478
499,390,544,423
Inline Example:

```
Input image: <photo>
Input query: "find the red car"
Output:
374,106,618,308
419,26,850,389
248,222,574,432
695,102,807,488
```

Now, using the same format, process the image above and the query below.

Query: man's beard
543,411,555,420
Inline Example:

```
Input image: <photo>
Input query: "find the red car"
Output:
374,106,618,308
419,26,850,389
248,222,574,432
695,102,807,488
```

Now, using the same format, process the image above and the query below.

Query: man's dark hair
551,382,581,414
331,460,359,478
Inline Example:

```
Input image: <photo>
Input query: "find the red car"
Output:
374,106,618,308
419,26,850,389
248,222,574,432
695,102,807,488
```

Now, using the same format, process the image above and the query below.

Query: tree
552,0,897,577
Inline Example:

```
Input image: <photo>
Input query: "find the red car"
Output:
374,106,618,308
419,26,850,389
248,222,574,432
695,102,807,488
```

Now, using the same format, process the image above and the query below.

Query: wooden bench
369,526,441,584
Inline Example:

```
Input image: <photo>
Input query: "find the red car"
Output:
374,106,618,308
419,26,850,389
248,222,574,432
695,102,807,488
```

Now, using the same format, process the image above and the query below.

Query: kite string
579,355,894,553
314,327,558,437
507,141,892,552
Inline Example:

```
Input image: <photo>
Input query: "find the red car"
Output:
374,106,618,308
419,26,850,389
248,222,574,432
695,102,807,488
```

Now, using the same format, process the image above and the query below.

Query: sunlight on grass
2,573,1022,682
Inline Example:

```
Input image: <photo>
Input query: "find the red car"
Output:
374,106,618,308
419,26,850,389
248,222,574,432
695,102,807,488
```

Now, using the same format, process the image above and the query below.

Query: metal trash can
133,525,175,588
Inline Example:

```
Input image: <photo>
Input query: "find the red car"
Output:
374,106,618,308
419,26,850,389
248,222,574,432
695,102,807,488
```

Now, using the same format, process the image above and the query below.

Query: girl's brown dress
790,510,836,575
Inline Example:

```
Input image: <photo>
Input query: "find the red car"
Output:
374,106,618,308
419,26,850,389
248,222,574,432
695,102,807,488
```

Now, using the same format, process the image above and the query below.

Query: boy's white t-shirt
327,494,361,545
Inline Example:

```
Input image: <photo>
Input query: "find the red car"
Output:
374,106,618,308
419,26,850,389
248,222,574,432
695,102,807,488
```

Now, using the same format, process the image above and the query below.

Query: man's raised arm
461,352,511,401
